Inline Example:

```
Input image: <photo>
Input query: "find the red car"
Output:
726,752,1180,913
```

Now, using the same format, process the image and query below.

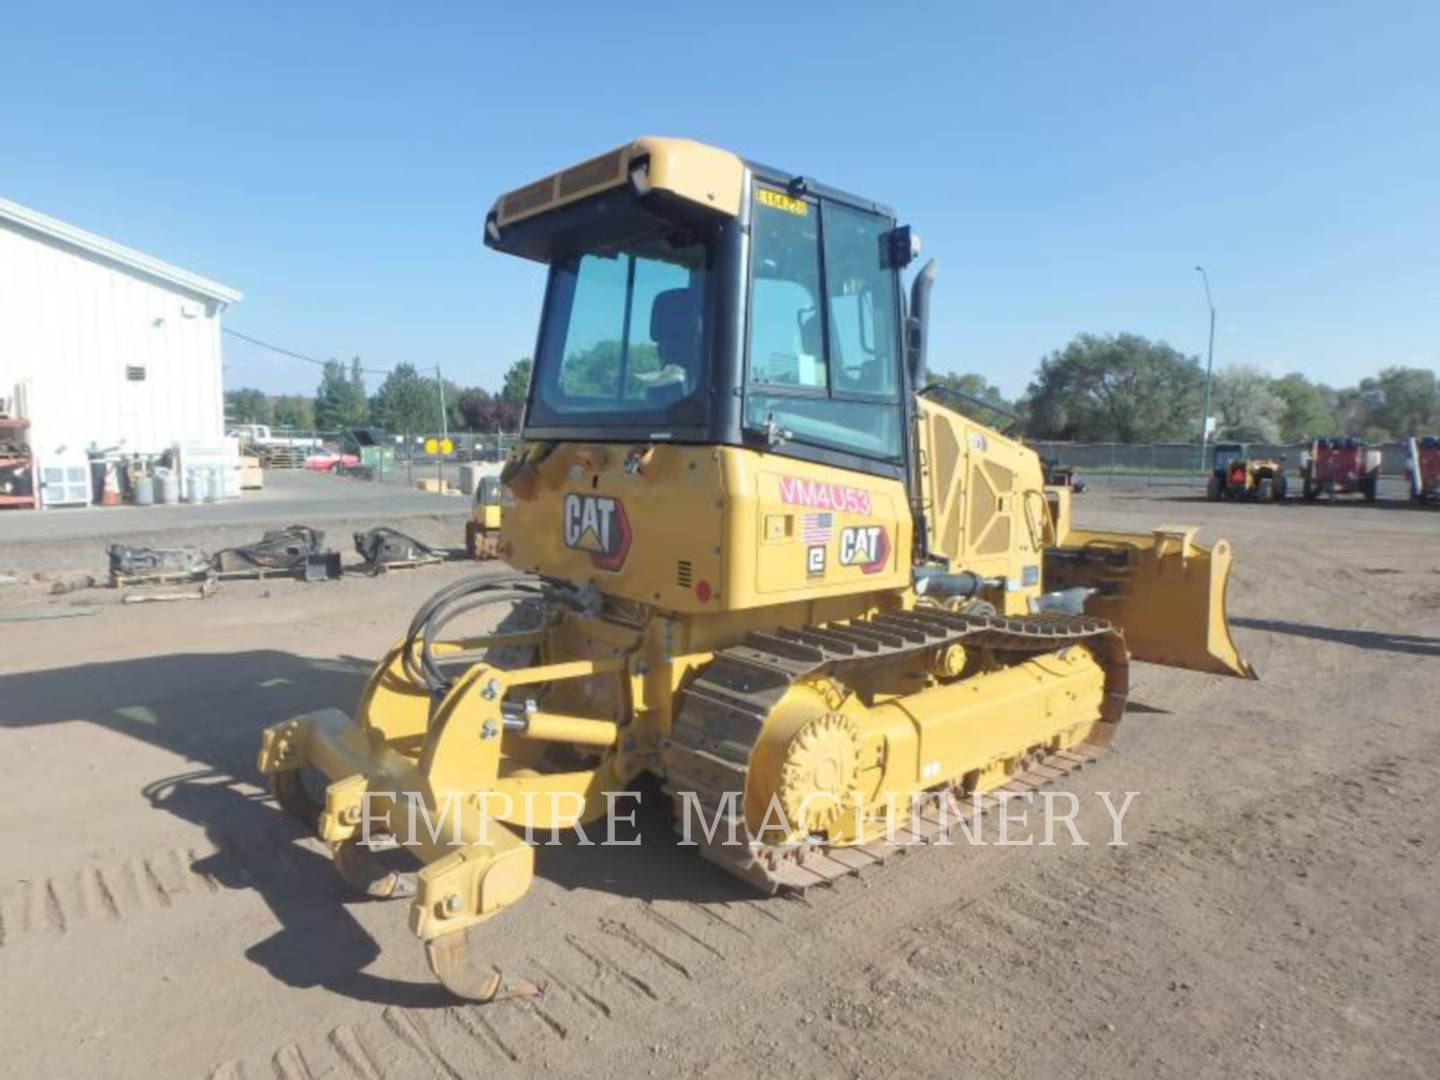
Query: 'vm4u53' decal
563,493,632,571
778,476,873,516
838,525,890,574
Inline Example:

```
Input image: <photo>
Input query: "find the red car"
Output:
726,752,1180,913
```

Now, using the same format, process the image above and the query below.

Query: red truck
1301,437,1382,501
1408,436,1440,504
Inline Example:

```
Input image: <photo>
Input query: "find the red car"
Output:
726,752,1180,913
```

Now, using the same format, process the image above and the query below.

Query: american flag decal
801,512,833,543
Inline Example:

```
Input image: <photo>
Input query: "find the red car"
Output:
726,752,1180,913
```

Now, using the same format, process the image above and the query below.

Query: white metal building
0,195,242,474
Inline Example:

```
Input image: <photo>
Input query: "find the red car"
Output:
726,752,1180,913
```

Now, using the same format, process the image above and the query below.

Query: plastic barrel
155,468,178,504
204,466,220,502
132,475,154,506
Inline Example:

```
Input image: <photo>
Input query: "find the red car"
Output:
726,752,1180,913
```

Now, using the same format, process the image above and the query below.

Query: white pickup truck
226,424,321,449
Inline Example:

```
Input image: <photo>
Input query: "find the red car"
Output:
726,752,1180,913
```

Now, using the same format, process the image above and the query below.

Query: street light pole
434,365,448,491
435,365,449,442
1195,265,1216,472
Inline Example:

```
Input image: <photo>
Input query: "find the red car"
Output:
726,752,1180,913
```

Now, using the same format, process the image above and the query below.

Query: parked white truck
226,424,321,449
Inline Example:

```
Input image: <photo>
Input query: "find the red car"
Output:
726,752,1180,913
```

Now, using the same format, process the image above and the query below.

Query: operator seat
642,288,701,407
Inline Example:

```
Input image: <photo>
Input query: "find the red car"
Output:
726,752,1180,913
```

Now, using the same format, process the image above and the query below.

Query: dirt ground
1,488,1437,1079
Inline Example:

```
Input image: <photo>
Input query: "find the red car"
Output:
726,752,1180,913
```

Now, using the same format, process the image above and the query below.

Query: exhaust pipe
907,259,937,390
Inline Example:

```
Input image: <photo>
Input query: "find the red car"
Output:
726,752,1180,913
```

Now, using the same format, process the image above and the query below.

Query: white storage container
172,438,241,500
37,454,91,507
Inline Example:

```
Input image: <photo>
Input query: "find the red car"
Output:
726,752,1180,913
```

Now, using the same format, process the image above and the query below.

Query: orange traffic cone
101,462,119,506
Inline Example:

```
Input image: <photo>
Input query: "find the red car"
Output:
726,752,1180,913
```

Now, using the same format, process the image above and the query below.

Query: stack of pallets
259,445,307,469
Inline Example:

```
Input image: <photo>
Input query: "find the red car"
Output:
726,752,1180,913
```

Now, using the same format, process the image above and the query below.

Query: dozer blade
1045,525,1255,679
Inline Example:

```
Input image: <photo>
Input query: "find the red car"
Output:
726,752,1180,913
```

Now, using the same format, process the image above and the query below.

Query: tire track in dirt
197,756,1140,1079
0,822,333,949
0,844,220,945
203,773,1403,1080
756,738,1440,1079
494,710,1440,1077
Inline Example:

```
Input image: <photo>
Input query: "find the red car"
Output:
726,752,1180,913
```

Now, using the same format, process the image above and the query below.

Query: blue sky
3,1,1436,400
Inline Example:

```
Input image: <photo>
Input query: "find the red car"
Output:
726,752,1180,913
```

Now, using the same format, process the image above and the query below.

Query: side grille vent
676,561,694,588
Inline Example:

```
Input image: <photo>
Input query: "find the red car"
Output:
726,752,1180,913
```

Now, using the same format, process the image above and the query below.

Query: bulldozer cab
477,475,503,507
485,138,914,488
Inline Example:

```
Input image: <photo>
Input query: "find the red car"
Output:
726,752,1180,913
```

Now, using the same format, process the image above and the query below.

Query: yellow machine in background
465,475,504,559
1207,441,1289,502
259,137,1253,1001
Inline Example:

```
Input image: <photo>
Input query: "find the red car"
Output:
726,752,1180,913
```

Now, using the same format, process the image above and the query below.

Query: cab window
824,202,899,399
748,198,827,392
744,187,902,460
529,236,711,428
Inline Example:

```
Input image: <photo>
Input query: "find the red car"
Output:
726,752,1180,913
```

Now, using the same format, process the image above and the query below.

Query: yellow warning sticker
757,189,808,216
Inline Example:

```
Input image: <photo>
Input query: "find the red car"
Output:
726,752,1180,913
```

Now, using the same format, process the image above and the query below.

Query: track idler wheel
331,838,417,900
425,930,541,1003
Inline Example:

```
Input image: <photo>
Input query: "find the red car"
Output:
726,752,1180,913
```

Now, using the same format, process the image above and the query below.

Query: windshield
527,234,711,431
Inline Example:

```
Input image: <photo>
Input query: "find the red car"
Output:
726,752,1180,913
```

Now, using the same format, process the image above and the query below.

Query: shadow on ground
0,650,761,1005
1,651,461,1005
1232,616,1440,657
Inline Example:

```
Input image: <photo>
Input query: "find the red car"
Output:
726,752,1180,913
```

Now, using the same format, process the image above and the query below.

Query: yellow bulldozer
258,137,1254,1000
464,474,505,559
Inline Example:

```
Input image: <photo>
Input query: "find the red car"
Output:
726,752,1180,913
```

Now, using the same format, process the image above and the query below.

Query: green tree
314,357,369,431
1211,365,1285,443
1331,387,1384,440
1270,373,1338,442
271,394,315,431
557,340,662,398
501,357,533,403
1025,333,1204,442
225,387,272,426
370,363,441,434
1360,367,1438,438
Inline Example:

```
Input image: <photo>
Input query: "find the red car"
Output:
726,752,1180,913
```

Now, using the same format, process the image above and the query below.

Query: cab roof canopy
483,136,897,264
484,137,745,263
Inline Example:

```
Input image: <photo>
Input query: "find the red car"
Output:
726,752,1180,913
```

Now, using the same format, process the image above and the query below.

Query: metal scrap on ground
353,526,443,572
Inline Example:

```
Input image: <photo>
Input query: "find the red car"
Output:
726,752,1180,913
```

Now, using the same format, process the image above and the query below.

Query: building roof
0,194,243,307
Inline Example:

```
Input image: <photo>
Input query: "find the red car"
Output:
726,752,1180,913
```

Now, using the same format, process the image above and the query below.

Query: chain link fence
249,429,523,492
365,432,522,491
274,427,1417,494
1028,439,1415,489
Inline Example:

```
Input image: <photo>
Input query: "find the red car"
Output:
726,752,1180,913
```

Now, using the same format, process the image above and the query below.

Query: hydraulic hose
399,573,542,693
